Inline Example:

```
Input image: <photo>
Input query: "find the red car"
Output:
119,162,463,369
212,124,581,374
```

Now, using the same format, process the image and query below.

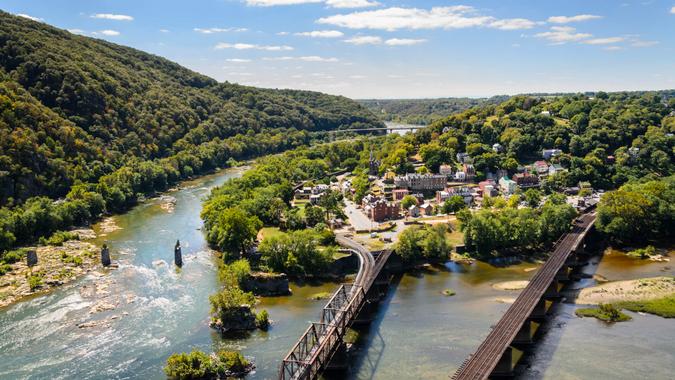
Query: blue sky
2,0,675,98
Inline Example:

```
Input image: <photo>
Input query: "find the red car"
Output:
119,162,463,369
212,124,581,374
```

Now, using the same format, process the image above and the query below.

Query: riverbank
575,276,675,305
0,229,101,308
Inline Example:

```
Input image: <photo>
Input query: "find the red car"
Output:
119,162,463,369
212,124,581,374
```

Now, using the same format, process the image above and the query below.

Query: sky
2,0,675,98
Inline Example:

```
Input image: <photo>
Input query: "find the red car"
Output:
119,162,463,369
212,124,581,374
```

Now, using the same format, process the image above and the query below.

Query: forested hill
0,10,382,205
359,96,509,125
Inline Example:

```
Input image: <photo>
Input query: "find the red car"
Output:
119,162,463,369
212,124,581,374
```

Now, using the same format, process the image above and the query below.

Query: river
0,167,673,379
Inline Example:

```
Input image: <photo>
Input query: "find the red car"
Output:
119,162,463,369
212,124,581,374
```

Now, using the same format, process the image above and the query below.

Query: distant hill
0,10,382,205
359,96,509,125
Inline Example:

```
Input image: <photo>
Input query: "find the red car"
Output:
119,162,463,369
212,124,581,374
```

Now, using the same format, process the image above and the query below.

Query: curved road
336,234,375,290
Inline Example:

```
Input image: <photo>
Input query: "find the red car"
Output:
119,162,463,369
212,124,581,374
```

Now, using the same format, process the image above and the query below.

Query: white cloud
227,72,254,76
317,6,535,31
245,0,378,7
277,32,290,35
246,0,322,5
349,75,367,79
67,29,86,35
215,43,293,51
344,35,382,45
547,14,602,24
295,30,344,38
490,18,537,30
99,30,121,36
671,6,675,14
325,0,380,8
263,56,339,62
17,13,43,22
630,40,659,47
160,29,170,33
384,38,426,46
91,13,133,21
195,27,248,34
603,46,623,51
583,37,624,45
535,26,592,44
226,58,252,62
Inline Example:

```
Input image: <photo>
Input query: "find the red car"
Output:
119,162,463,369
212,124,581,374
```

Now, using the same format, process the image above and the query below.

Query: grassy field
616,295,675,318
258,227,284,240
576,304,632,322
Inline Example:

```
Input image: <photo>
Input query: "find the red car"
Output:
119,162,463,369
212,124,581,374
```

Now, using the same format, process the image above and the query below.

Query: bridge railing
280,284,366,380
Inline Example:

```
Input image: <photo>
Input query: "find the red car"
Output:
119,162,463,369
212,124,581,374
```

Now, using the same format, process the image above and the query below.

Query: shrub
1,248,28,264
0,264,11,276
256,310,270,330
39,231,79,246
164,350,216,380
216,350,250,374
28,273,43,291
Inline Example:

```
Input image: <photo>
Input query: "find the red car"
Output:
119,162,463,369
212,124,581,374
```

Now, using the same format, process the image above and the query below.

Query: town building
394,173,447,191
436,190,451,204
534,161,549,176
439,164,453,177
420,203,434,216
312,184,329,194
492,143,503,153
392,188,410,202
513,173,540,188
363,196,399,222
499,176,517,195
548,164,566,176
454,171,466,182
542,149,562,159
456,152,471,164
309,194,322,205
369,148,380,176
463,163,476,182
408,205,420,218
478,179,497,197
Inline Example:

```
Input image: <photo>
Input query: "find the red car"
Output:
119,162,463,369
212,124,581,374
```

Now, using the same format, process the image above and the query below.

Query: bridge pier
530,299,552,320
544,280,563,299
491,346,523,378
513,320,541,346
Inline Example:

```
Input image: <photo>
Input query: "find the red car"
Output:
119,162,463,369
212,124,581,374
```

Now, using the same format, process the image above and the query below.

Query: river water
0,167,673,379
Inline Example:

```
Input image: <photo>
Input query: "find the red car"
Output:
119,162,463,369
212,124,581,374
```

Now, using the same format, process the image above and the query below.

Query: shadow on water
344,272,403,380
516,245,604,379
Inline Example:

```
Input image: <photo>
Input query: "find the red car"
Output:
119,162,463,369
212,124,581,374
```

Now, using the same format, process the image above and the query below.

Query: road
343,200,376,231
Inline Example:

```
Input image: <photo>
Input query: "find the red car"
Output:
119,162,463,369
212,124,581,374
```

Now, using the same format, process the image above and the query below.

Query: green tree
400,195,419,209
206,207,262,260
441,195,466,214
524,188,542,208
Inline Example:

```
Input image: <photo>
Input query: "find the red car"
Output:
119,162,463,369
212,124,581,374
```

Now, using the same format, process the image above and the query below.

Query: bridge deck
453,212,596,380
279,235,391,380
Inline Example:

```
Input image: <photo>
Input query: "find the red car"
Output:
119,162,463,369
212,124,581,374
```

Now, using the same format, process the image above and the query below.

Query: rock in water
26,250,38,266
174,240,183,267
101,244,111,267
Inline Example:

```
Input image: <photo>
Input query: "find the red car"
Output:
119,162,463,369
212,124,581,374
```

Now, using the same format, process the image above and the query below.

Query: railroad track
453,213,596,380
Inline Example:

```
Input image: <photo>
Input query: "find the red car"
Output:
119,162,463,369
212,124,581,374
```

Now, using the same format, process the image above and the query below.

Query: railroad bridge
278,234,393,380
452,211,597,379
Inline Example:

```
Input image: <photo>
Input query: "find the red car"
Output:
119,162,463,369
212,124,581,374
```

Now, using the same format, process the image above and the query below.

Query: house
363,196,399,222
309,194,322,205
456,152,471,164
312,184,329,194
628,147,640,158
478,179,497,197
394,174,447,191
534,161,549,176
499,177,517,195
606,156,616,164
420,203,434,216
439,164,453,177
368,148,380,176
295,186,312,199
447,186,474,205
436,190,451,204
392,188,410,202
463,163,476,182
492,143,503,153
578,181,592,190
548,164,566,176
513,173,540,188
541,110,551,116
408,205,420,218
542,149,562,159
454,171,466,182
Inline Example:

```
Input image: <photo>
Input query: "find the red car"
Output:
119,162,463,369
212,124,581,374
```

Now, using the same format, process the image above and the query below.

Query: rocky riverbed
0,229,102,309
